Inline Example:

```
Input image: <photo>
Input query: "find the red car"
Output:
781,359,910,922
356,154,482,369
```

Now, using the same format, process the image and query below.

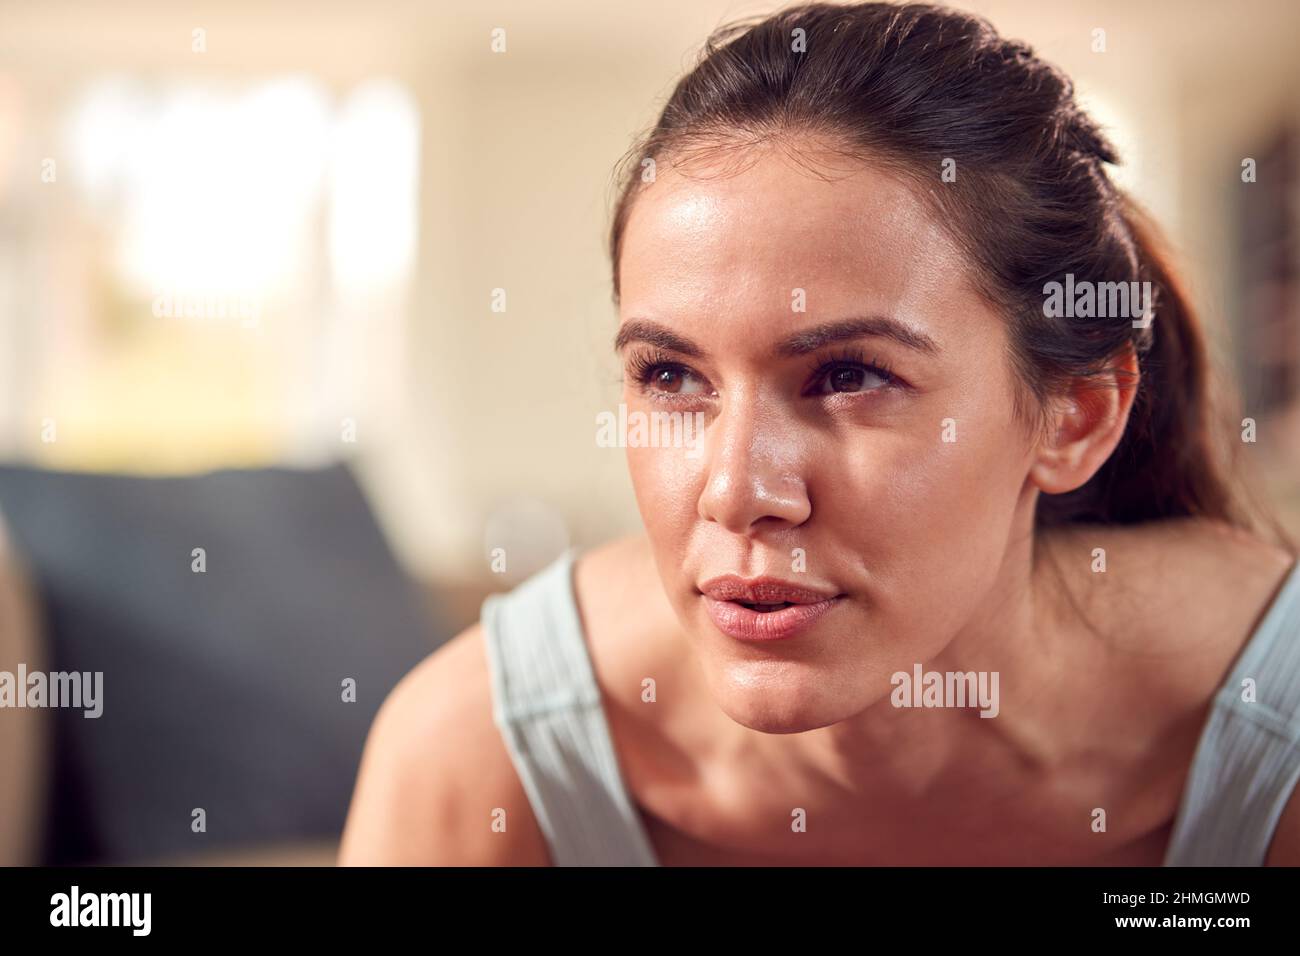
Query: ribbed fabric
483,548,1300,867
1164,556,1300,865
480,548,659,866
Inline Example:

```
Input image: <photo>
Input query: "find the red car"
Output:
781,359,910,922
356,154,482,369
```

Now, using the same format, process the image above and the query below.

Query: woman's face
616,140,1041,734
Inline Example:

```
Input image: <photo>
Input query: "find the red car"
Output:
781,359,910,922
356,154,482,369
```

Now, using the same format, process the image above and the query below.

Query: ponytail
1035,196,1294,555
1036,198,1236,528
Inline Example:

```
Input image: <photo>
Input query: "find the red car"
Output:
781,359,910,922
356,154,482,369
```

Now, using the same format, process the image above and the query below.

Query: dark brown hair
608,1,1290,545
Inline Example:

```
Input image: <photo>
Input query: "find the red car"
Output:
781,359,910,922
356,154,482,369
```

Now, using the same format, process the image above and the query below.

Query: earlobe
1029,395,1102,496
1029,346,1140,495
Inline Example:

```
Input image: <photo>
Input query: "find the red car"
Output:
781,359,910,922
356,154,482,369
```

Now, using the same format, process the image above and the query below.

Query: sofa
0,463,448,866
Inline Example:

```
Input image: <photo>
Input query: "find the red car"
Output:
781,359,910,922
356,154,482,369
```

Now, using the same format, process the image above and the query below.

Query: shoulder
337,622,551,866
571,534,689,707
1040,515,1296,730
572,533,670,638
1124,517,1294,643
1045,515,1293,578
1043,517,1295,648
1263,525,1300,864
1268,786,1300,865
569,535,721,807
1046,517,1300,865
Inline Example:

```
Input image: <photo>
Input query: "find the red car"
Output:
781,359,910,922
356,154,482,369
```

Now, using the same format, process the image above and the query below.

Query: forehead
617,142,984,340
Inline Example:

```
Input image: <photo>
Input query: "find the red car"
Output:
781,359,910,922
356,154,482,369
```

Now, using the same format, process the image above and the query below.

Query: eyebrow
614,320,704,357
614,316,940,358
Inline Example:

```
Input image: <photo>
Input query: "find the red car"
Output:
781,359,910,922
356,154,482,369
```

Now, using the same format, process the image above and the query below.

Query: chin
705,659,867,734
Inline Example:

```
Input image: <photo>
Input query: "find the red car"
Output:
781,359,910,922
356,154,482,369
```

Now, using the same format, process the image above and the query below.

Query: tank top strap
1164,556,1300,865
480,547,659,866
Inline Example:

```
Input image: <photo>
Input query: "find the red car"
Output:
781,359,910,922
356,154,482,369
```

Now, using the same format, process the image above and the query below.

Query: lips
698,575,842,641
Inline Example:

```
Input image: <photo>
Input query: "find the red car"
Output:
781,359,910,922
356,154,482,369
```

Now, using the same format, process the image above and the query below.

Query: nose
696,397,812,534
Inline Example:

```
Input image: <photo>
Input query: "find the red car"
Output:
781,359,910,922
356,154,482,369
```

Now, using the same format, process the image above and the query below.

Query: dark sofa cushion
0,463,444,864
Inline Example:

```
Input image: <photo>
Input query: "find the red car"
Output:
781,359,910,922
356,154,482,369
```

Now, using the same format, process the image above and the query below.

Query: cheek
888,426,1022,520
626,442,703,541
813,383,1023,534
823,405,1031,640
817,408,1026,526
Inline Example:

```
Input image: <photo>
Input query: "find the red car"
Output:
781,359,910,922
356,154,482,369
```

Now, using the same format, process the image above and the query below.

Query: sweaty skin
618,138,1084,736
602,137,1292,864
339,137,1299,867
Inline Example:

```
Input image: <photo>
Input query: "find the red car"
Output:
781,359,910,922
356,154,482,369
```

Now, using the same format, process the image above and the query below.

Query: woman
340,2,1300,866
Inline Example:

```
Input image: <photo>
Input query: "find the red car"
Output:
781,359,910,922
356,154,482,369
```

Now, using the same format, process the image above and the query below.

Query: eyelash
625,348,690,392
623,346,904,398
804,347,900,394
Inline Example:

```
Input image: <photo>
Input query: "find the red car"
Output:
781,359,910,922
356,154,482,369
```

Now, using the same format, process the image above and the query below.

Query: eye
625,349,713,398
646,364,707,395
806,352,898,396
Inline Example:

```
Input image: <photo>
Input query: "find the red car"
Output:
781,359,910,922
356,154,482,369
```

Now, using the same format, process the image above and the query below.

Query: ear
1028,345,1140,495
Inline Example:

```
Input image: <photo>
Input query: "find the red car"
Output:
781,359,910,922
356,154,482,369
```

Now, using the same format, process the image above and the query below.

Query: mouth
697,575,843,642
736,601,797,613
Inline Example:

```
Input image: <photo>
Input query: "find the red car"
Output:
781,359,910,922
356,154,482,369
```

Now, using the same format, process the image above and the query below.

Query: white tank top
480,547,1300,865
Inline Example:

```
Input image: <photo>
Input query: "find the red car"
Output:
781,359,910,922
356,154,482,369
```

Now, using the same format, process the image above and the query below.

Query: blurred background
0,0,1298,865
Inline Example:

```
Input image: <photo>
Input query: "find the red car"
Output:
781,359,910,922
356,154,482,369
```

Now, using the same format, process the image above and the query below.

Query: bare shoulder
1045,517,1294,632
1047,515,1293,581
570,534,706,796
572,533,671,637
337,622,550,866
1268,782,1300,864
1130,517,1295,630
1042,517,1296,697
1143,515,1293,572
571,534,689,702
1043,517,1300,864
